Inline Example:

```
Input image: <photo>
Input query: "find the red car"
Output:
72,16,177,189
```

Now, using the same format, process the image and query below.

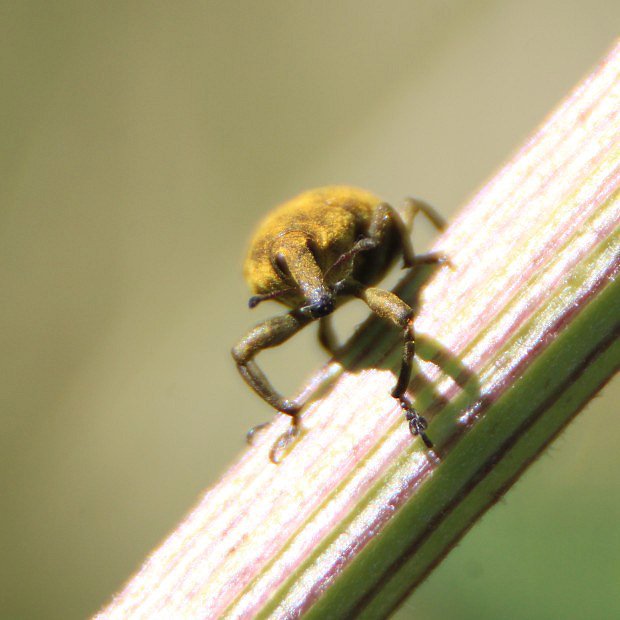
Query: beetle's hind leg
399,198,450,268
402,197,447,232
354,285,432,448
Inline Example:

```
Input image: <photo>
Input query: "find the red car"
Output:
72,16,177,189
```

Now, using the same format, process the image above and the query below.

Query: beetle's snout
300,294,334,319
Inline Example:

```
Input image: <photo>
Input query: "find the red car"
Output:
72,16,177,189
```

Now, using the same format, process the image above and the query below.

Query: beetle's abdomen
244,186,383,296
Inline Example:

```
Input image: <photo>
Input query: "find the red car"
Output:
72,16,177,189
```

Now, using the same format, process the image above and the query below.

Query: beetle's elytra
232,186,447,462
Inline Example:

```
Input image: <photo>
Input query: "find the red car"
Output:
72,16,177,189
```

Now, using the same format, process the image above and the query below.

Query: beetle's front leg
355,287,415,398
232,311,312,452
354,285,432,447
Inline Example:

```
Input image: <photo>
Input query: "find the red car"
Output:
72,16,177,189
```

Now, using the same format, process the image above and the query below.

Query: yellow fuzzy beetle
232,186,447,461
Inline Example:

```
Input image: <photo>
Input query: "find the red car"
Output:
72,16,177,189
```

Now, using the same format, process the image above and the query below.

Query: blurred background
1,2,618,618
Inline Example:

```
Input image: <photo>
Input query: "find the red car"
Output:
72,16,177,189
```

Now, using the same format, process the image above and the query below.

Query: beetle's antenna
248,288,295,308
324,237,377,283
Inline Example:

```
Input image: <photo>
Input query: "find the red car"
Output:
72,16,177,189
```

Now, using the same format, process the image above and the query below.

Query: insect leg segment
354,285,432,446
402,197,447,233
371,202,416,267
232,311,312,416
354,286,416,398
409,251,451,267
400,396,433,448
397,198,449,268
318,315,339,355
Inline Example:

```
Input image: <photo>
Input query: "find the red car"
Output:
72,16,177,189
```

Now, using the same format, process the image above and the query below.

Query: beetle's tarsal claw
436,253,455,270
408,415,428,435
398,398,432,448
246,422,271,445
269,425,301,464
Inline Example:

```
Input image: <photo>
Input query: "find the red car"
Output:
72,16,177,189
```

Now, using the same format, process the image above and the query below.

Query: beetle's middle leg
354,285,431,446
232,311,311,438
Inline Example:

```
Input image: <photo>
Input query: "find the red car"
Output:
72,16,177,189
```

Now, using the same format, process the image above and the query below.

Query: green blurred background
1,2,618,619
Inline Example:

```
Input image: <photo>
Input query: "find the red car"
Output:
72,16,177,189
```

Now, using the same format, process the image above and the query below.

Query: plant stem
96,42,620,620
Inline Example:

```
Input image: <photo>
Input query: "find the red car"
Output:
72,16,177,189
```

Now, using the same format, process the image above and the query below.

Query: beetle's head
299,291,335,319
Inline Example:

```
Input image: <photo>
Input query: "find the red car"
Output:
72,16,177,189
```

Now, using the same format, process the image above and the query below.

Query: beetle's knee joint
231,344,250,365
396,308,414,330
280,400,301,416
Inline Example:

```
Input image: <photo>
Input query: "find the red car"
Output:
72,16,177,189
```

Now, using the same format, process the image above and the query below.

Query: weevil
232,186,447,462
